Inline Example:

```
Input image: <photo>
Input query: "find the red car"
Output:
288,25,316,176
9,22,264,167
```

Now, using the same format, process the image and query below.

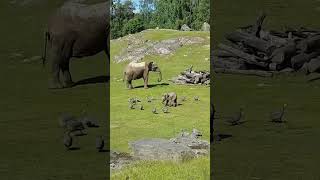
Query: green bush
122,17,144,35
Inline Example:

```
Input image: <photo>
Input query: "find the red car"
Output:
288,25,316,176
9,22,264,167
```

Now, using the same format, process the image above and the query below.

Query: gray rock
181,24,191,31
110,150,136,171
201,22,210,31
129,138,195,162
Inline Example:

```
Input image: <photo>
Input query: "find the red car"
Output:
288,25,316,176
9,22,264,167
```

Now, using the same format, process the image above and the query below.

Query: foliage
111,0,210,39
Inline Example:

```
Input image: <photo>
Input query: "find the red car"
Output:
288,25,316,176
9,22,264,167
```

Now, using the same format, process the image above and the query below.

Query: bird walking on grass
129,103,135,109
147,96,153,103
152,107,157,114
140,105,144,110
226,108,244,126
194,96,200,101
96,136,105,152
270,104,287,123
162,106,169,113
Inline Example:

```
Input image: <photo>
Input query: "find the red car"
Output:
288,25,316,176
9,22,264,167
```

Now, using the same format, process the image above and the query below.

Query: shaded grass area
110,30,210,179
0,1,109,179
213,0,320,179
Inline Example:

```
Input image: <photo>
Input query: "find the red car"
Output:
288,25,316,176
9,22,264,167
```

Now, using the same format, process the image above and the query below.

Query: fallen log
218,44,268,68
213,56,247,70
270,42,297,64
225,31,275,54
306,57,320,73
291,51,320,69
212,49,238,57
214,68,273,77
260,30,288,47
297,35,320,53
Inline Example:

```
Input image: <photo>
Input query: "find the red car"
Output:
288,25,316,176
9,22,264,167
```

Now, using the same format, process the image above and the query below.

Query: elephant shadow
73,75,110,87
135,82,169,89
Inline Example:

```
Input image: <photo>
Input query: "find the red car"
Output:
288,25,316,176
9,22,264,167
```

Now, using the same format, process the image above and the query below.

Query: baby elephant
162,92,178,107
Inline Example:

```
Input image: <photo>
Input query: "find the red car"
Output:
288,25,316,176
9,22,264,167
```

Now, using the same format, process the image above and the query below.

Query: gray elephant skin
42,1,110,89
123,61,162,89
162,92,177,107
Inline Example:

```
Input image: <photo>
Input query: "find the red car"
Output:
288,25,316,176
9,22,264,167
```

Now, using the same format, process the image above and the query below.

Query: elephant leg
143,77,149,89
61,61,74,88
128,80,133,89
48,50,63,89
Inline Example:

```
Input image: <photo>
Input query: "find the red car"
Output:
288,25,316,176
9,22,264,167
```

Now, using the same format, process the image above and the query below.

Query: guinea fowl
194,96,200,101
162,106,169,113
96,136,105,152
226,108,244,126
270,104,287,123
152,107,157,114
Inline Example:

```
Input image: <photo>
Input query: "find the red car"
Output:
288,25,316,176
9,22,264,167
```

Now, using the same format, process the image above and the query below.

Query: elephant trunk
157,69,162,82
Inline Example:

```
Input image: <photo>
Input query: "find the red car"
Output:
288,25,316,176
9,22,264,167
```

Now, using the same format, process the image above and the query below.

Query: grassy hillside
110,30,210,179
0,1,108,179
213,0,320,179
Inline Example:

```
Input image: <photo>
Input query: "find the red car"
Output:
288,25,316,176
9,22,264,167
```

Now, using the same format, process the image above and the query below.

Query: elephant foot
144,86,148,89
63,81,75,88
49,80,63,89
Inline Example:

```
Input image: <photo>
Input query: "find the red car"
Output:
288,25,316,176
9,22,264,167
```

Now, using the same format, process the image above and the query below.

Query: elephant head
162,93,169,104
148,62,162,82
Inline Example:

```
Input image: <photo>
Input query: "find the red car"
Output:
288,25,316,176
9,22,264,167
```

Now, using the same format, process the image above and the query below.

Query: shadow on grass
73,75,109,87
134,82,169,89
68,147,80,151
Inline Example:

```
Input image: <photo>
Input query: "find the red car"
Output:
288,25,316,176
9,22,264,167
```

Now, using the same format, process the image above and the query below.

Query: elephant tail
41,31,50,67
123,71,126,82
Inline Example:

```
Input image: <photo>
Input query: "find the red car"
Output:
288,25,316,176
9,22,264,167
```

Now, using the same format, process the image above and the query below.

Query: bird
147,96,153,103
191,128,202,138
270,104,287,123
63,132,73,150
128,98,136,105
162,106,169,113
226,108,244,126
181,96,187,101
152,107,157,114
194,96,200,101
186,65,193,73
180,129,190,137
140,105,144,110
96,136,105,152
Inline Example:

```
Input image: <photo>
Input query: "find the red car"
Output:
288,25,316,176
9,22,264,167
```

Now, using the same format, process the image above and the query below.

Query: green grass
0,1,108,179
110,30,210,179
213,0,320,179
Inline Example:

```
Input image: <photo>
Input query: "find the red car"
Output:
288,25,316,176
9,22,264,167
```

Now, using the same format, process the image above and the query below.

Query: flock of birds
217,103,287,126
59,106,105,152
128,95,200,114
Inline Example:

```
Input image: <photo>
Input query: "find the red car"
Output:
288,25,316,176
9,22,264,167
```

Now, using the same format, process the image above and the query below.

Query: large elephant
123,61,162,89
42,1,110,89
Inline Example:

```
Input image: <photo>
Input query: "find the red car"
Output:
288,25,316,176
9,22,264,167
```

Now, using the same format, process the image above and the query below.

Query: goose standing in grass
147,96,154,103
162,106,169,113
194,96,200,101
270,104,287,123
129,103,135,109
152,107,157,114
226,108,244,126
63,132,73,150
96,136,105,152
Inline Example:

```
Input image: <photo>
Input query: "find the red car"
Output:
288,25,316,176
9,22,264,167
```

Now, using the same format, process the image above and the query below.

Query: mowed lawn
110,30,210,179
213,0,320,179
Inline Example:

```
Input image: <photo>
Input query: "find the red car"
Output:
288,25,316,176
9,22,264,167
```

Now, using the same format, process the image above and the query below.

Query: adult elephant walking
42,1,110,89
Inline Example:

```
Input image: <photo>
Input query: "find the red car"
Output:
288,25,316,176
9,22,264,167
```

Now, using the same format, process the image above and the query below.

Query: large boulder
201,22,210,31
181,24,191,31
129,138,195,162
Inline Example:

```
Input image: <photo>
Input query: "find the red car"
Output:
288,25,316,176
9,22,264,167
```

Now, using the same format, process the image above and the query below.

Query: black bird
96,136,105,152
152,107,157,114
270,104,287,123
